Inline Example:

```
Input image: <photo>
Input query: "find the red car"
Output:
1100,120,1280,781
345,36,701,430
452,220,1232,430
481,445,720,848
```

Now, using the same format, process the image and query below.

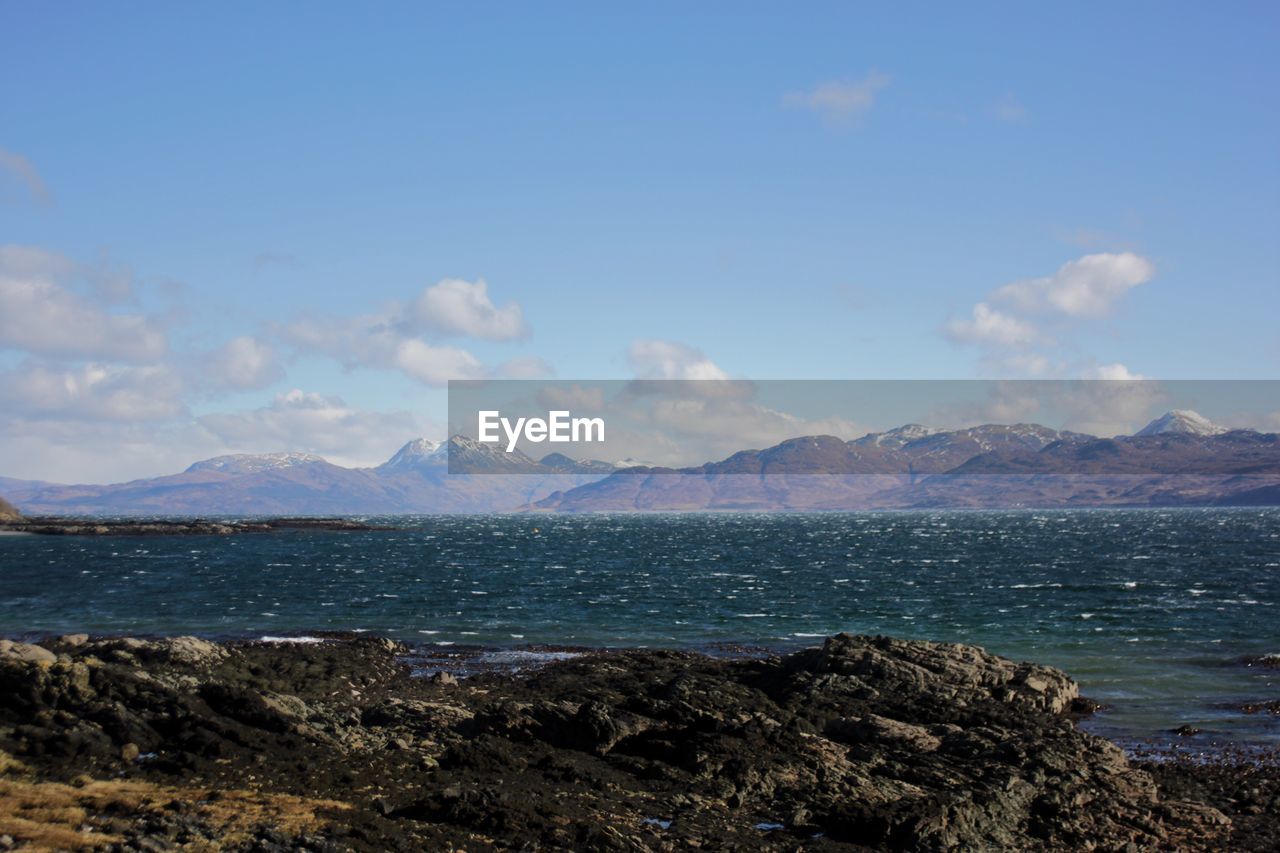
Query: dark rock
0,632,1258,850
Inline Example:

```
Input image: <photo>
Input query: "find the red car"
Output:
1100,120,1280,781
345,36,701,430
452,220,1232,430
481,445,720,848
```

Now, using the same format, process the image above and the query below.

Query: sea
2,508,1277,753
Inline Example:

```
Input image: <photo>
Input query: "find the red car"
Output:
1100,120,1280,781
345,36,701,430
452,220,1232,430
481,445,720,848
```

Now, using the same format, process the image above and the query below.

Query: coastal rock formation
0,495,20,522
0,634,1266,850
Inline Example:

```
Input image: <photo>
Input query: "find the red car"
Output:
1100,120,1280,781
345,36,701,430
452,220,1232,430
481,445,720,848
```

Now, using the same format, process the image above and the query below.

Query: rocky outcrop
0,495,20,522
0,640,55,664
0,634,1265,850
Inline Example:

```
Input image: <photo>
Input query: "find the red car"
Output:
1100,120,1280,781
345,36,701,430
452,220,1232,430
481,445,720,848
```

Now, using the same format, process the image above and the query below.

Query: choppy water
1,509,1277,748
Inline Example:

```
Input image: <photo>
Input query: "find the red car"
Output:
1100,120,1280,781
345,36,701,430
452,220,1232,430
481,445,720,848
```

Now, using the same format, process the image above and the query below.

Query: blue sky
1,2,1277,481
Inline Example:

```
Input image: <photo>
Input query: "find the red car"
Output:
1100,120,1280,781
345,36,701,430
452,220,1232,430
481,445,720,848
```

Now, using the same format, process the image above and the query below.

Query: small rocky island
1,633,1275,850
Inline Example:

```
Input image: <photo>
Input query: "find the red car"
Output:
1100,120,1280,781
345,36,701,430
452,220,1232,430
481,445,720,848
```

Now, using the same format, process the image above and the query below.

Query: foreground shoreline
0,634,1276,850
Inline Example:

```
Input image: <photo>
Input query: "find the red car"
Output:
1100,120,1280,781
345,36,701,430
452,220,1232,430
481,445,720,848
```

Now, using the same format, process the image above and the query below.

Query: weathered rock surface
0,633,1265,850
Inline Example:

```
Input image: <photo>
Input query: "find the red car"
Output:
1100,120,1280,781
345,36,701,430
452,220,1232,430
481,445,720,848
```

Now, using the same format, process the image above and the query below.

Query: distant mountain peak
437,434,546,474
613,457,656,469
185,452,326,475
852,423,938,447
378,438,446,470
1135,410,1228,437
539,452,617,474
445,435,491,453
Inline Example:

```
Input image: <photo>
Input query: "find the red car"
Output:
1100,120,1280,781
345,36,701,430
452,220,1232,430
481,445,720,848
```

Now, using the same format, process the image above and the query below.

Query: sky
1,2,1277,482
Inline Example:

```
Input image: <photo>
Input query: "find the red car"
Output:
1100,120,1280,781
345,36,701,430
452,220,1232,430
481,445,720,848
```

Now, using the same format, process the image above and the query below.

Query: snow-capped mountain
613,457,657,469
185,452,327,475
443,435,547,474
539,453,617,474
377,438,446,471
852,424,938,448
381,437,621,475
7,418,1278,516
1135,410,1229,437
534,419,1280,511
4,434,611,515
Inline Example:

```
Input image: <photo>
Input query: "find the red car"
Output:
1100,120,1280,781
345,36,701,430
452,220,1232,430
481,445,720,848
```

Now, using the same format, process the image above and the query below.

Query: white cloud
0,361,186,422
0,390,432,482
0,418,202,484
281,314,486,386
0,247,495,481
282,278,531,385
206,336,284,391
785,71,890,123
628,340,729,380
942,303,1041,349
578,394,870,467
197,389,427,468
0,147,53,206
928,381,1046,427
390,338,486,385
927,378,1169,437
647,398,867,454
407,278,528,340
942,252,1156,377
0,245,167,362
1057,380,1168,437
1085,362,1144,381
993,252,1154,318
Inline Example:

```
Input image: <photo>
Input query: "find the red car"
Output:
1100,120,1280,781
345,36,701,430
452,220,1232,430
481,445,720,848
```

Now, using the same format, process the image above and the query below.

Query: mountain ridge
4,411,1276,515
532,413,1278,512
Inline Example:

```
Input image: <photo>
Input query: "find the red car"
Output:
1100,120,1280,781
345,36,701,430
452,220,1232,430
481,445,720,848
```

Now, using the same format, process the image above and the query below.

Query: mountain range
2,410,1277,515
534,412,1280,512
0,436,603,516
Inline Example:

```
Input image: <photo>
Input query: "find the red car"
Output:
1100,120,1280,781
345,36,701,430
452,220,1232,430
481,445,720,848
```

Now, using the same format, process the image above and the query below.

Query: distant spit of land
0,516,392,536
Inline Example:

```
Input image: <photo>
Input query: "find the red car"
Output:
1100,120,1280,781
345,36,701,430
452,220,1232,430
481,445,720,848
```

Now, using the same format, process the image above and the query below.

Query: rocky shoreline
0,633,1275,851
0,517,392,537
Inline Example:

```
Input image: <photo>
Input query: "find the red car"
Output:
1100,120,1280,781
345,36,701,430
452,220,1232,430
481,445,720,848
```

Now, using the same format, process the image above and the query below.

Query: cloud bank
942,252,1155,377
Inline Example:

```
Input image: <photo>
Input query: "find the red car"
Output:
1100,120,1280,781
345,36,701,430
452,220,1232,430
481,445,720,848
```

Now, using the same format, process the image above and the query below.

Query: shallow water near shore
1,508,1277,748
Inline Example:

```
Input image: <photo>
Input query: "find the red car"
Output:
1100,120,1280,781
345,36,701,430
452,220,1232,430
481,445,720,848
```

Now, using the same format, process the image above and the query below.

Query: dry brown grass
0,751,350,851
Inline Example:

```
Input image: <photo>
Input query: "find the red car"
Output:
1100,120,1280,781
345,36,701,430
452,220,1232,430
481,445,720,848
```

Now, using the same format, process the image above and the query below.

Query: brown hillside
0,496,22,521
